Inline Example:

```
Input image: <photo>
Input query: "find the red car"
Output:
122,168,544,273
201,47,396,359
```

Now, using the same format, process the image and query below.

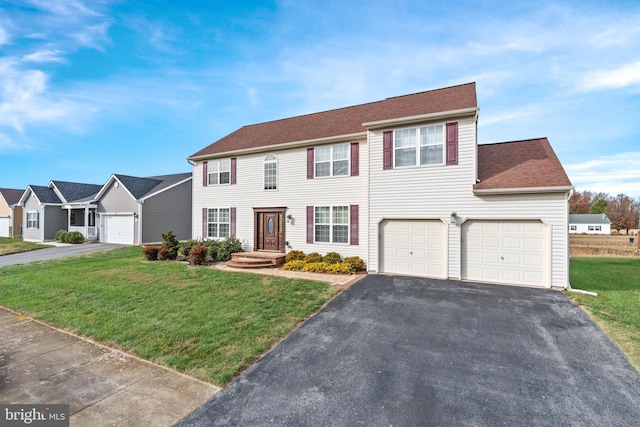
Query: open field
0,247,340,386
570,235,638,257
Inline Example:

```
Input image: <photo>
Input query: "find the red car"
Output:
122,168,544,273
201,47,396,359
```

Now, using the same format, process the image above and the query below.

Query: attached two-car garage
378,219,547,287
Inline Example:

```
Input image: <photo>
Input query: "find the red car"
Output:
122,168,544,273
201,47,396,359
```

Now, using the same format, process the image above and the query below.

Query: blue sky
1,0,639,197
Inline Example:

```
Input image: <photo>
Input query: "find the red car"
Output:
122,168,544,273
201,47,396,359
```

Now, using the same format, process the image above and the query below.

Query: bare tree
569,190,593,214
605,194,640,233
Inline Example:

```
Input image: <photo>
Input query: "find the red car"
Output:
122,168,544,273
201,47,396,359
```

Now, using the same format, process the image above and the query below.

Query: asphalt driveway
177,275,640,426
0,243,124,267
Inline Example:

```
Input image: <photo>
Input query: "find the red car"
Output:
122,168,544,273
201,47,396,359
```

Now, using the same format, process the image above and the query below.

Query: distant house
569,214,611,235
0,188,25,238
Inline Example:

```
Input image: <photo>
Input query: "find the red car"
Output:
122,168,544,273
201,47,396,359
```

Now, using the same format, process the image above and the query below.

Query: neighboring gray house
569,214,612,235
93,173,192,245
19,181,102,242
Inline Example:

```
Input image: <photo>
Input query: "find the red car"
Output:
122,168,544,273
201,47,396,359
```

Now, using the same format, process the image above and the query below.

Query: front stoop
225,251,287,269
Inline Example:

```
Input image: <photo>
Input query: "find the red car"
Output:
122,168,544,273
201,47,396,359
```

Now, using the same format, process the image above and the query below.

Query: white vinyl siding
192,141,368,259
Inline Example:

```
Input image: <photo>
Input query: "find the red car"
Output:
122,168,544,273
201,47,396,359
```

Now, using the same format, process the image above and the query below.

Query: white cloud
0,26,8,46
22,49,66,63
581,62,640,91
565,152,640,198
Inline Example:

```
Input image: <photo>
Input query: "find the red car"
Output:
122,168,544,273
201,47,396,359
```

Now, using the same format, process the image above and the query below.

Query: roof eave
362,107,479,130
473,185,574,195
139,176,193,202
188,131,368,161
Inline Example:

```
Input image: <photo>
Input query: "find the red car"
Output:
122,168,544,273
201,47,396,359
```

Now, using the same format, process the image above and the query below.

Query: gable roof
28,185,63,204
0,188,25,206
474,138,572,193
50,181,102,203
189,82,478,159
569,214,612,225
97,173,192,201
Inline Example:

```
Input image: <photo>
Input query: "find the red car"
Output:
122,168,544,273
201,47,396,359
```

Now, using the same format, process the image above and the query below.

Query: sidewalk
0,307,218,427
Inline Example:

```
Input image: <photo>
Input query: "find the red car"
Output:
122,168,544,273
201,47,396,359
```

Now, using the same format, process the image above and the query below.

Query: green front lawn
0,237,51,256
567,257,640,371
0,247,340,385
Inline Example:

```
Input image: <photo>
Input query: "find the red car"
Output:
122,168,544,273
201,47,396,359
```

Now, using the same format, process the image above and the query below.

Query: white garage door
0,217,10,237
380,220,445,278
462,221,546,287
101,215,134,245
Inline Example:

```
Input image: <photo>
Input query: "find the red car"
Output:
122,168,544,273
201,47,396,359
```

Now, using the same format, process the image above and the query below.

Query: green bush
206,240,221,262
286,250,305,263
344,256,366,272
188,245,208,265
161,230,179,260
216,237,243,262
322,251,342,264
302,262,329,273
65,231,84,244
282,260,306,271
325,262,355,275
54,229,67,242
304,252,322,263
143,246,159,261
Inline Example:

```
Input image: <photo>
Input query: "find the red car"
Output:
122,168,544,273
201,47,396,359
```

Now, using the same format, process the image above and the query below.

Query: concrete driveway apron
177,274,640,427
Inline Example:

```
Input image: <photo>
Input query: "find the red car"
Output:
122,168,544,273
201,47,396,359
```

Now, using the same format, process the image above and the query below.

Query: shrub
65,231,84,244
55,229,67,242
325,262,355,275
344,256,366,272
206,240,221,262
161,230,179,260
188,245,208,265
322,251,342,264
282,260,307,271
304,252,322,263
286,250,305,263
143,245,159,261
216,237,244,262
157,247,172,261
302,262,329,273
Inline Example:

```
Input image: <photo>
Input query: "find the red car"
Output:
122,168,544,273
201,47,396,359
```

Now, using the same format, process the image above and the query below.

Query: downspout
564,189,598,296
137,201,143,246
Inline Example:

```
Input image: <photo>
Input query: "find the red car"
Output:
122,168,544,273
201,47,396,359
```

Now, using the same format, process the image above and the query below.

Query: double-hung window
208,208,230,238
208,159,231,185
394,124,444,167
315,206,348,243
315,143,349,177
264,154,277,190
27,212,39,229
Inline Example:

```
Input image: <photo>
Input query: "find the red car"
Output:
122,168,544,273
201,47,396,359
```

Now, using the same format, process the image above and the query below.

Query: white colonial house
189,83,573,289
569,214,612,235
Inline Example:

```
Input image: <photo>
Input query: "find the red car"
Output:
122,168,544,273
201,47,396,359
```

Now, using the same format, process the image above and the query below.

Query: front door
254,208,286,252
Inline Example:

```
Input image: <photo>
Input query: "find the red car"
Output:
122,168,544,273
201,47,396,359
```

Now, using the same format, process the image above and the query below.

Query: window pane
264,162,277,190
315,206,330,224
208,173,218,185
208,209,217,223
315,146,331,162
420,145,443,165
208,223,217,238
315,225,330,242
333,144,349,160
219,208,230,223
420,125,443,145
333,160,348,176
333,206,348,224
219,172,230,184
315,162,330,177
395,148,416,166
333,225,348,243
395,128,417,148
219,159,230,172
219,224,230,238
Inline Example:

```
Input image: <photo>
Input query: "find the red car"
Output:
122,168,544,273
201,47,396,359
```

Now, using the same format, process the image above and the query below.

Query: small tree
161,230,179,260
588,199,608,214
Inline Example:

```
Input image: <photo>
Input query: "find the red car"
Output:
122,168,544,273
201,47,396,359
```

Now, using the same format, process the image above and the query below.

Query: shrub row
54,229,84,244
178,237,244,265
281,251,366,275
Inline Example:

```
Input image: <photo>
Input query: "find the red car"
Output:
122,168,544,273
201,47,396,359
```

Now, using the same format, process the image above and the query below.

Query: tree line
569,191,640,231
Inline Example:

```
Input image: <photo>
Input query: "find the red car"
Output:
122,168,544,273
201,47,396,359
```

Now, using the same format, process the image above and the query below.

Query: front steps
225,251,287,269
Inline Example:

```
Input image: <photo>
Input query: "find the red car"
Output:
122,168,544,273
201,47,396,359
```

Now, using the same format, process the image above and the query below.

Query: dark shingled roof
189,82,478,159
475,138,572,191
115,173,191,200
29,185,62,204
51,181,102,203
0,188,25,206
569,214,611,225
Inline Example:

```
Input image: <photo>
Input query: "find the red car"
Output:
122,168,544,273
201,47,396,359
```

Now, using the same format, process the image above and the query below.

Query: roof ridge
384,82,476,101
480,137,548,146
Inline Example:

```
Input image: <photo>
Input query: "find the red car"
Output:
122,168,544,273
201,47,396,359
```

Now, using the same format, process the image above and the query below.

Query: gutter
473,185,574,195
563,189,597,296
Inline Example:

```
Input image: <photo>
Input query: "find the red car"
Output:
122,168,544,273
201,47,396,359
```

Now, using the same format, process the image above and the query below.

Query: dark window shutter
306,206,314,243
350,204,359,245
231,158,237,184
446,122,458,165
202,208,207,238
202,161,208,187
307,148,314,179
383,131,393,170
350,142,359,176
230,207,236,237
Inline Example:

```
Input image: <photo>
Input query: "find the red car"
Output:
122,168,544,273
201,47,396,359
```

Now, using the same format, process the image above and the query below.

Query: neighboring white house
569,214,612,235
188,82,574,289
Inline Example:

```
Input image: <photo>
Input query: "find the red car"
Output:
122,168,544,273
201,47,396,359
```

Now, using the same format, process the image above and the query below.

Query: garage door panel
380,220,445,278
462,220,546,287
101,215,134,245
0,217,10,237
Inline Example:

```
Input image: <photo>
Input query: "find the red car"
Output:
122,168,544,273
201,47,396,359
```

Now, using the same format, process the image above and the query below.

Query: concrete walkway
0,308,218,427
0,243,125,268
